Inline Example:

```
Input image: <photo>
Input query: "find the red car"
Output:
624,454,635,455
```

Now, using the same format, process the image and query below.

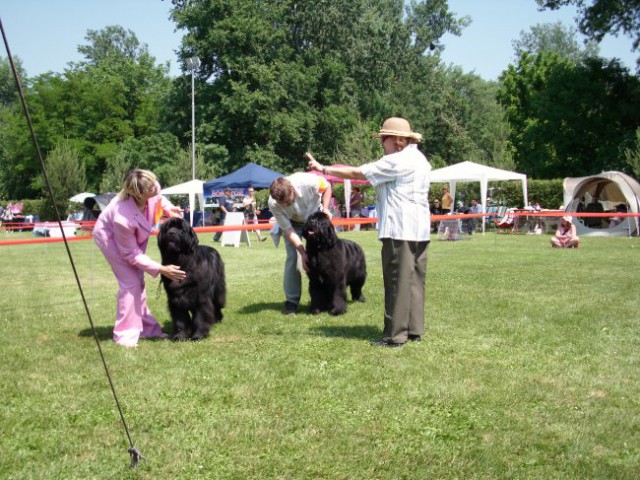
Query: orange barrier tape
2,212,638,247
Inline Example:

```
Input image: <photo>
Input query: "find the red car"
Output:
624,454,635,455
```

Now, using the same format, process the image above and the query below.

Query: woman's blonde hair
118,169,158,201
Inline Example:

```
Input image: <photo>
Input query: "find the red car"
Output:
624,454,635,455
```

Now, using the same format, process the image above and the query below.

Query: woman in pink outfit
550,216,580,248
93,170,186,347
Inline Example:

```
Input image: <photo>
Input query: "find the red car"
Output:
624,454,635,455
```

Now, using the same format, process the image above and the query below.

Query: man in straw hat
306,117,431,347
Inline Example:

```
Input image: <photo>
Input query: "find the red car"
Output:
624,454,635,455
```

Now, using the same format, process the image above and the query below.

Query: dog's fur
301,212,366,315
157,218,226,340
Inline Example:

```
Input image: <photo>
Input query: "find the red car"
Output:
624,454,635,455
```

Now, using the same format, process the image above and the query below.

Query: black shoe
408,335,422,342
283,301,298,315
371,339,404,348
260,237,267,242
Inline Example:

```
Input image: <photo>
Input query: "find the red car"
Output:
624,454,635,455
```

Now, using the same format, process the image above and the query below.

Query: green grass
0,231,639,479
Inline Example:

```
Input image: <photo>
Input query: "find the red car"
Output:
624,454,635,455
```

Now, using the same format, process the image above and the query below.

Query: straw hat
372,117,423,143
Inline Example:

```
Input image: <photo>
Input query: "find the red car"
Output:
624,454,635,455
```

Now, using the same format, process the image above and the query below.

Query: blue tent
203,162,284,195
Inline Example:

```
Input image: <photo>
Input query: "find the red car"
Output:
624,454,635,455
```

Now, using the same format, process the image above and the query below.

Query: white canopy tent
161,179,205,226
430,161,528,233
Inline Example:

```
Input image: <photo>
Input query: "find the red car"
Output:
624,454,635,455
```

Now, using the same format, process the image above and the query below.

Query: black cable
0,17,143,469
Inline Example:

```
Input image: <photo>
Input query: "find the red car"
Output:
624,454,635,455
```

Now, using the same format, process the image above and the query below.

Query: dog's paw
310,307,321,315
329,307,347,316
356,295,366,303
190,330,211,341
173,331,190,341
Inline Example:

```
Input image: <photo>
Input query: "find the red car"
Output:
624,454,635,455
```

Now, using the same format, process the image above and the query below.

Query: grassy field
0,229,638,479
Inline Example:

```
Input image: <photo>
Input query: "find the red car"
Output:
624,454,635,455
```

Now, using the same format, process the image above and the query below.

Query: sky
1,0,637,81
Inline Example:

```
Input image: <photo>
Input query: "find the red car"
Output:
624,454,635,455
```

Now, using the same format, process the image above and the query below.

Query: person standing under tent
214,188,235,242
242,187,267,242
441,185,453,214
468,198,483,234
93,169,186,347
306,116,431,347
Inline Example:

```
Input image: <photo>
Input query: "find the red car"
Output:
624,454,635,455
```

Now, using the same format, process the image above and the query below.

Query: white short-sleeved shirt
360,144,431,241
268,172,330,231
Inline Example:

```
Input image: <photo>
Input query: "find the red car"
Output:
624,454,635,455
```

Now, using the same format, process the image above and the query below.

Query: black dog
157,218,226,340
301,211,366,315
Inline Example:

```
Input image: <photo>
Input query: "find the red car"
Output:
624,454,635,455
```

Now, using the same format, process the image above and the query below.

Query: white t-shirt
268,172,330,231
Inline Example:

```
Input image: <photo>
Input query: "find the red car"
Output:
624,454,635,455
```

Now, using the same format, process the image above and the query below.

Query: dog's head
302,211,337,249
157,217,199,257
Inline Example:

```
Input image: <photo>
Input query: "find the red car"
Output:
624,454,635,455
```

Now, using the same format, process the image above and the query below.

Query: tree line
1,0,639,209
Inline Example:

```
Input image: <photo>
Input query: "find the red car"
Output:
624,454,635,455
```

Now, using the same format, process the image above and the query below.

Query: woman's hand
305,152,322,172
169,206,183,218
160,264,186,282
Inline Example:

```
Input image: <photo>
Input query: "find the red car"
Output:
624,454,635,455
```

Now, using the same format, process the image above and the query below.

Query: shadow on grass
77,326,112,341
238,301,286,315
309,324,380,340
78,326,171,343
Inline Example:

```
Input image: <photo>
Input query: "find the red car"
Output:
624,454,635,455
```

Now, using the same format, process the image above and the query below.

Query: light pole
187,57,200,181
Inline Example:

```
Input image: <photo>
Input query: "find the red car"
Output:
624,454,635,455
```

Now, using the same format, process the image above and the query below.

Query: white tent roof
430,161,529,233
161,179,205,226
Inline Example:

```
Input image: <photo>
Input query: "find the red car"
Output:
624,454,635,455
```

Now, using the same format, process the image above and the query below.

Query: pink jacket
93,191,175,277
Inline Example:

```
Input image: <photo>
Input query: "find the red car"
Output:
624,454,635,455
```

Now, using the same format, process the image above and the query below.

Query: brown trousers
381,239,429,344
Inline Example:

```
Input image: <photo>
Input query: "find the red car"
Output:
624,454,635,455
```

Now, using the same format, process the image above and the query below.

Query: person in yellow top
441,185,453,214
268,173,332,315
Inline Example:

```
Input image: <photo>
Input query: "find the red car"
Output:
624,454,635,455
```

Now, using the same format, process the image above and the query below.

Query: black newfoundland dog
157,218,226,340
301,211,367,315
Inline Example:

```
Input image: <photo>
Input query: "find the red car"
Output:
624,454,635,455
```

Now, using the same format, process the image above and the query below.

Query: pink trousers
100,247,167,347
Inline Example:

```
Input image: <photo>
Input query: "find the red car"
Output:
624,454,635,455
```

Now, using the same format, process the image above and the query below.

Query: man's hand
299,249,310,273
305,152,322,172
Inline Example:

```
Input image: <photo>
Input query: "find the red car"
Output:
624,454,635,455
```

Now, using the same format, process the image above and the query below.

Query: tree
624,128,640,177
163,145,219,187
169,0,469,173
77,25,151,65
39,140,87,216
100,149,132,193
0,55,25,106
0,26,174,196
498,51,640,178
536,0,640,68
512,21,599,61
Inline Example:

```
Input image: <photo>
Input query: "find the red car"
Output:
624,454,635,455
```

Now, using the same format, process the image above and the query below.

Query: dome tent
563,171,640,236
82,193,116,221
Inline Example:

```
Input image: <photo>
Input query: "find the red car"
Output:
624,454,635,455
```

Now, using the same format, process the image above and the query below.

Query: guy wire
0,17,143,469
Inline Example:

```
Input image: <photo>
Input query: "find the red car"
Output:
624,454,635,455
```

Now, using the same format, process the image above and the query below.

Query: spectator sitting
430,199,443,215
608,204,627,228
551,216,579,248
430,199,443,233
